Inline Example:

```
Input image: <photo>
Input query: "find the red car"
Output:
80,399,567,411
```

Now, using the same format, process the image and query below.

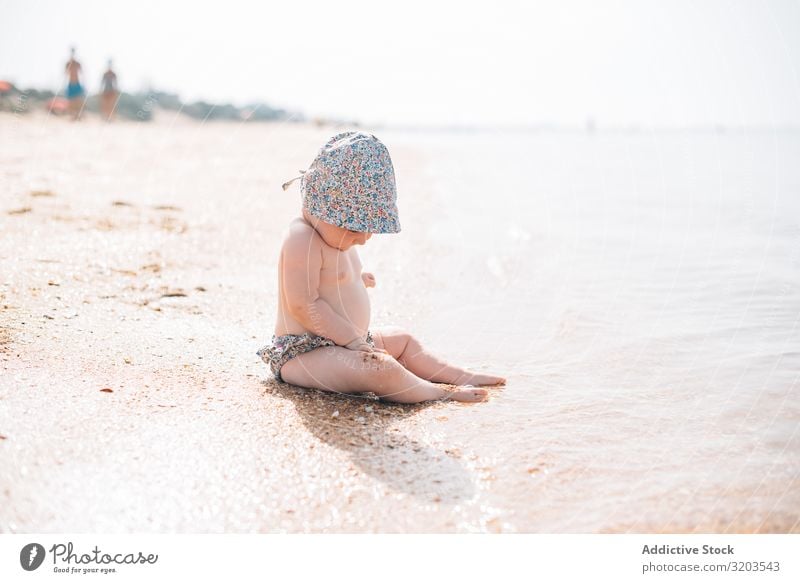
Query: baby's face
303,209,372,250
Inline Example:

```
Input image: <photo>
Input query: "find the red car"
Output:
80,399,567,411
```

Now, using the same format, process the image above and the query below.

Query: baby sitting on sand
258,132,505,403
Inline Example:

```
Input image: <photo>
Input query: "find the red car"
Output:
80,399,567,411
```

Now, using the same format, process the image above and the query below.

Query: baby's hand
345,337,374,352
361,272,376,288
344,336,389,356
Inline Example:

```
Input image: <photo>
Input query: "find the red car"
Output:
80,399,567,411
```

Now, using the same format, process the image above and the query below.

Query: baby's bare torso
275,219,370,338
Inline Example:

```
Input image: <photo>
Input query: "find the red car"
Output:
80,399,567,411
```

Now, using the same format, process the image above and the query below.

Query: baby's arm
281,226,365,347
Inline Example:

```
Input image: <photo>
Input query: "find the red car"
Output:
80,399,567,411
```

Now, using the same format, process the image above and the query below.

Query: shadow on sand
262,379,476,503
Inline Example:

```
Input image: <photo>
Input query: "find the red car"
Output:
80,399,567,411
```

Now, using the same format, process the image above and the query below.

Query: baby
258,132,505,403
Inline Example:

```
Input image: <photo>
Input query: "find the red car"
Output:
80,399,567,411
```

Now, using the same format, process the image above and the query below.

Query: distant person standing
100,60,118,121
65,47,85,120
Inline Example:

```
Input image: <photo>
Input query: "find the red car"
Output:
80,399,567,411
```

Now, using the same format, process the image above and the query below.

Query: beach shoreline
1,113,797,533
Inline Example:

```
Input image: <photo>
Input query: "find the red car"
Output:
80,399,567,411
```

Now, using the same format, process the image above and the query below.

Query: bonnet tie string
281,170,306,191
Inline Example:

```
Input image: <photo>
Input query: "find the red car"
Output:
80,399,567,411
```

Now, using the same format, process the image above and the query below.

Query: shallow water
365,128,800,531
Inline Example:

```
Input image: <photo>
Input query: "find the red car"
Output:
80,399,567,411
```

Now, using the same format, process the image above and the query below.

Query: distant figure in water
100,60,118,121
257,132,506,403
65,47,84,120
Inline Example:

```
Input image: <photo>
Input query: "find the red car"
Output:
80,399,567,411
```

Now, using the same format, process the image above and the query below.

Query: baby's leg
372,327,506,386
279,346,488,404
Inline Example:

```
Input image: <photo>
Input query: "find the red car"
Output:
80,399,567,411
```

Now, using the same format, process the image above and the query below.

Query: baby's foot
445,386,489,402
458,372,506,387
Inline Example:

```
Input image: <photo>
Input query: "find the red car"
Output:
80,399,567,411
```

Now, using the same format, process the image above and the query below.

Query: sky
1,0,799,128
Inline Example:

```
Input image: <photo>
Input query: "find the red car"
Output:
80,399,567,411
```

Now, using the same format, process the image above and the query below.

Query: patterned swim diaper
257,331,374,381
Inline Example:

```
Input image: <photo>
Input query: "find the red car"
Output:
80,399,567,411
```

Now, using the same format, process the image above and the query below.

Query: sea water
367,128,800,531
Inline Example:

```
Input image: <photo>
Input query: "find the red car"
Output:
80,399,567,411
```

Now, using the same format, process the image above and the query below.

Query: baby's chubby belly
317,279,371,336
273,244,371,340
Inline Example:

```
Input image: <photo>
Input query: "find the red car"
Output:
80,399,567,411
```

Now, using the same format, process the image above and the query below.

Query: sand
1,112,798,533
0,113,508,533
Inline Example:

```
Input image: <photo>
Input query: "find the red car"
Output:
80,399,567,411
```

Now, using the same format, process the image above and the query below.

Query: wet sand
1,113,798,532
